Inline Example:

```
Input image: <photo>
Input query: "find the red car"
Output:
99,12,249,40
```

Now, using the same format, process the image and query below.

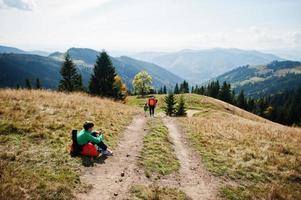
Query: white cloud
0,0,36,11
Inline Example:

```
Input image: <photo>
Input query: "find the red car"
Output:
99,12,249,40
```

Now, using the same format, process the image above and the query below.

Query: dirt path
163,117,221,200
77,116,150,200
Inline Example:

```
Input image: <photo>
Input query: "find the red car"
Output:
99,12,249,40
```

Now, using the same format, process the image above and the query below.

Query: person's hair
83,121,94,130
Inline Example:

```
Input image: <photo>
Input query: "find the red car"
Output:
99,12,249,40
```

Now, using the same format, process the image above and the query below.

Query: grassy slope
173,94,301,200
0,89,138,200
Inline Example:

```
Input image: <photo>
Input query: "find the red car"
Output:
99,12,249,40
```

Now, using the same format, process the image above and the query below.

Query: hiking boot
102,150,113,156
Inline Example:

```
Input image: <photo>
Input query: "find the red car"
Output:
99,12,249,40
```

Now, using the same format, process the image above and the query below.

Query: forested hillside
215,60,301,97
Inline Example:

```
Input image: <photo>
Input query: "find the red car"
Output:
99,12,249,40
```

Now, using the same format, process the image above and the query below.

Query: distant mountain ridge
0,46,183,90
49,47,183,89
0,45,50,56
215,60,301,97
132,48,283,84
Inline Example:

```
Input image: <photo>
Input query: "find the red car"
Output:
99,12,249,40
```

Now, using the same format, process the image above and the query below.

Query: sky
0,0,300,54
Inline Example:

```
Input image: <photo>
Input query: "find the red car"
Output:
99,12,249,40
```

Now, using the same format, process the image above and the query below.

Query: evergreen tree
199,86,205,95
176,95,187,116
218,82,231,103
257,97,268,116
207,81,220,98
174,83,180,94
231,90,236,105
36,78,41,89
193,85,198,94
180,80,189,93
237,90,247,109
158,87,163,94
163,85,167,94
25,78,31,89
58,54,84,92
74,74,85,91
247,98,255,112
89,51,116,97
164,93,177,116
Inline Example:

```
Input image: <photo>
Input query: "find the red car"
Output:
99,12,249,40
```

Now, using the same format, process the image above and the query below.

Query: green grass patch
126,94,220,113
130,185,189,200
140,118,180,177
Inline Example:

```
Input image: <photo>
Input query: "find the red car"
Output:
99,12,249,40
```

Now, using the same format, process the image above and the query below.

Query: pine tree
237,90,247,109
74,73,85,91
180,80,189,93
207,81,220,98
25,78,31,89
176,95,187,116
163,85,167,94
164,93,177,116
200,86,205,95
246,98,255,112
158,87,163,94
89,51,116,97
218,82,231,103
257,97,268,116
36,78,41,89
174,83,179,94
231,90,236,105
58,54,84,92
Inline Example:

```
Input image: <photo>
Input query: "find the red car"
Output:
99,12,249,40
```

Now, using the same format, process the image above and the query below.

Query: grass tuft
139,118,180,177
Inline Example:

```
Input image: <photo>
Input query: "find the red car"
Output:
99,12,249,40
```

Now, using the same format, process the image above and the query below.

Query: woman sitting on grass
77,121,113,156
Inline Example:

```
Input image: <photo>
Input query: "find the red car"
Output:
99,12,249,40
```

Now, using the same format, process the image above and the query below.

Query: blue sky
0,0,300,53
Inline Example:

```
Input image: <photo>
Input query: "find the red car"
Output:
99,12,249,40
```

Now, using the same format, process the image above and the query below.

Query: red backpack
149,98,156,106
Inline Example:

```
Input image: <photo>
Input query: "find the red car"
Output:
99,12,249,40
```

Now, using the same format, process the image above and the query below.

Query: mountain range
215,60,301,97
0,45,183,90
1,45,300,98
0,45,50,56
132,48,283,84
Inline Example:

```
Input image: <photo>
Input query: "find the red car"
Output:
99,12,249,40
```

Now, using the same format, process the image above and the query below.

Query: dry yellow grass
0,89,138,200
178,95,301,200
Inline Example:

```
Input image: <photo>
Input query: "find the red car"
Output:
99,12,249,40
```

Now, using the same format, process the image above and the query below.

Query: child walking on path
144,103,148,117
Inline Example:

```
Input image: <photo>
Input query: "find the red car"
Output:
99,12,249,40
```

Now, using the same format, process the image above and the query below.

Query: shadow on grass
81,155,109,167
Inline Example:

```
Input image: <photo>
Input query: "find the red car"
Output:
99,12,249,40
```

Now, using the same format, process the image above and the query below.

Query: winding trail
163,117,221,200
77,116,150,200
77,111,222,199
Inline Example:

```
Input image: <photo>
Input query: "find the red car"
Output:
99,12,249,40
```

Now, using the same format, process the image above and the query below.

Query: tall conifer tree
89,51,116,97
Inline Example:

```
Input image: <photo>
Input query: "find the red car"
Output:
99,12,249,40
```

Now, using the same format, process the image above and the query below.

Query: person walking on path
148,96,158,117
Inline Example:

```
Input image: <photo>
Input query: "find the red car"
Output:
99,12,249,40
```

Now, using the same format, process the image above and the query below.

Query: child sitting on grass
77,121,113,156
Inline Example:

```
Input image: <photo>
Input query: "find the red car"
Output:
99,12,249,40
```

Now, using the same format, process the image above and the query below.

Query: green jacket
77,129,103,146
